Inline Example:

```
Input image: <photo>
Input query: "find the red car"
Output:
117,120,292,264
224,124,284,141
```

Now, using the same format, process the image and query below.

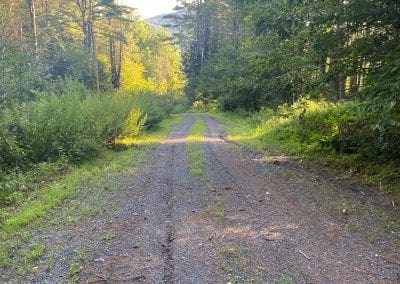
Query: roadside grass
101,230,116,241
69,248,85,283
210,111,400,248
185,117,207,176
213,195,227,220
0,115,183,275
19,243,46,275
209,111,400,195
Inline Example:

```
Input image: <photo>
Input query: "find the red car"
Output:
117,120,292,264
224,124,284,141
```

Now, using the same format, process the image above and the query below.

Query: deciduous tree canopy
175,0,400,164
0,0,186,105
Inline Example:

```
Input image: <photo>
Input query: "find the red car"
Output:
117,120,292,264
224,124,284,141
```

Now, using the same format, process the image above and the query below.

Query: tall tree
26,0,38,55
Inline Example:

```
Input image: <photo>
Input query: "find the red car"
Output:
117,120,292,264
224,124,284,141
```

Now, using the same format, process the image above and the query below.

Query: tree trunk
117,41,122,89
109,35,116,87
109,39,122,89
232,9,239,49
92,29,99,91
27,0,38,56
333,73,345,100
108,17,122,90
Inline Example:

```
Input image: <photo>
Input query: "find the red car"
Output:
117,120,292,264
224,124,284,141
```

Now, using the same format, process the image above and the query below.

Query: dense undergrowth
0,85,176,206
211,99,400,192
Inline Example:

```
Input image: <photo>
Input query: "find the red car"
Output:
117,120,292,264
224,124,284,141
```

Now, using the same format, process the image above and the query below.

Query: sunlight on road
117,135,225,146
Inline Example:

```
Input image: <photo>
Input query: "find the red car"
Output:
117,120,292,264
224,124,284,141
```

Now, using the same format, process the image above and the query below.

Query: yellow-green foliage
0,90,175,205
0,93,125,167
116,20,186,97
0,91,171,170
253,99,343,154
252,99,399,162
116,115,183,146
123,108,147,138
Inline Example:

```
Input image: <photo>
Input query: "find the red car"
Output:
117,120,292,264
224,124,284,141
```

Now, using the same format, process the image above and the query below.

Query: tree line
0,0,187,177
174,0,399,110
173,0,399,171
0,0,186,106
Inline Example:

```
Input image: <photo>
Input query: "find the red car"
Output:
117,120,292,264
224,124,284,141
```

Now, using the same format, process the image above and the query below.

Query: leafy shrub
123,108,147,137
191,98,219,112
127,92,172,128
253,98,400,163
0,89,171,173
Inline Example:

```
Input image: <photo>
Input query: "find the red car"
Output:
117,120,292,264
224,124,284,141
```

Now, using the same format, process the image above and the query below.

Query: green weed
22,243,46,264
0,92,174,205
19,243,46,275
69,248,85,283
213,196,227,220
101,231,116,241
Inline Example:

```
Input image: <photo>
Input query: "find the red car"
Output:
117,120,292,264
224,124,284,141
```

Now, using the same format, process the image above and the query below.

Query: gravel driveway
10,114,399,283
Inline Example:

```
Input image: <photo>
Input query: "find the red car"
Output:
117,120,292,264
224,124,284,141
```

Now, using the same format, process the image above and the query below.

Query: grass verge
209,110,400,194
185,117,207,176
0,115,183,274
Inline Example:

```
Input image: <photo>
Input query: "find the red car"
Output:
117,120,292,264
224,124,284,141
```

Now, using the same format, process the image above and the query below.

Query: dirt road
22,114,400,283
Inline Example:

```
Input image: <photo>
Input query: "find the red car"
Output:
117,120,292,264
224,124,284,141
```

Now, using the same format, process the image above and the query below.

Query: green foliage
180,0,400,111
126,92,173,128
45,45,102,89
22,243,46,265
0,115,182,273
123,108,147,137
191,97,219,112
1,91,123,169
0,117,183,274
0,48,44,105
249,99,400,164
0,0,186,107
178,0,399,190
0,87,172,174
69,249,85,283
212,98,400,191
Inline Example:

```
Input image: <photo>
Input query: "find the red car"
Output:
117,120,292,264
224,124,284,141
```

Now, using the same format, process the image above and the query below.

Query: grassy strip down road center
186,117,207,176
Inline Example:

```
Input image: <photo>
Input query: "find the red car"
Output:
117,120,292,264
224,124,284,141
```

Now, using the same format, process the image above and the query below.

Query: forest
175,0,400,191
0,0,399,282
0,0,186,203
0,0,399,203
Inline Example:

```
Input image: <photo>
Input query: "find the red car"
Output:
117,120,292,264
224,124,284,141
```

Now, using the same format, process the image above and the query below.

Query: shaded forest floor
1,114,399,283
